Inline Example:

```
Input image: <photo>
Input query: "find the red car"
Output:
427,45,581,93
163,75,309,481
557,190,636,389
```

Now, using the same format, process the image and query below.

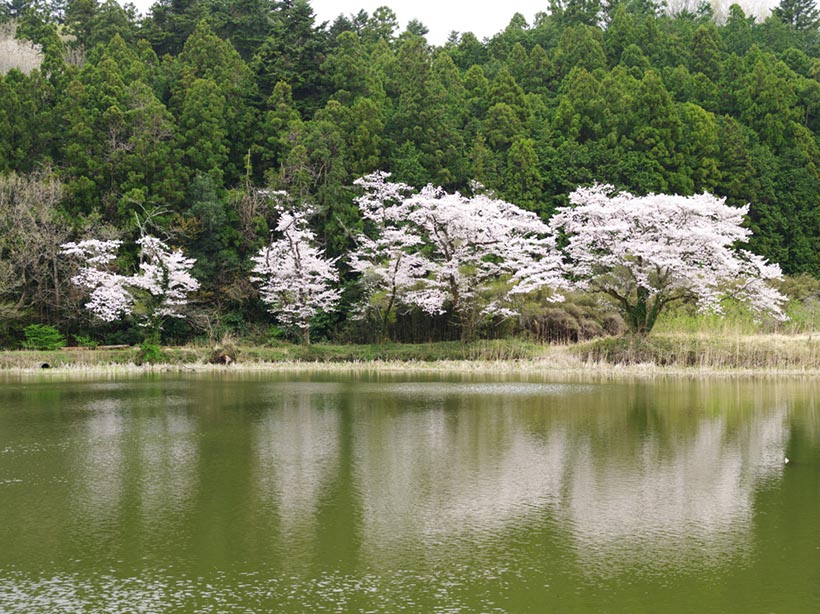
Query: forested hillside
1,0,819,345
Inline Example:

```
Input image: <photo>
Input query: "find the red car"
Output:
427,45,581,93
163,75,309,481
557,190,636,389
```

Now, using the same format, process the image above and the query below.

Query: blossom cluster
551,185,786,320
349,172,569,324
250,207,341,334
62,236,200,328
65,176,787,339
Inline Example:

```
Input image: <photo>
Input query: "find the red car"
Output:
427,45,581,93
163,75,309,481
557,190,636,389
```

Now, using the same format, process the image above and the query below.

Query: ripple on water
0,568,518,613
359,382,596,398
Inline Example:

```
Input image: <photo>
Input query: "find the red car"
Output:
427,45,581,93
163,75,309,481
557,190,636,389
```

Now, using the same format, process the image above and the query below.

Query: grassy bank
0,340,550,370
578,333,820,370
3,334,820,374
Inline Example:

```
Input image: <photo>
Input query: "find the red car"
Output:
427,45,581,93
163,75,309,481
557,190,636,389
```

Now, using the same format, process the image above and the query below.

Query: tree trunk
381,290,396,343
627,288,663,335
146,317,162,345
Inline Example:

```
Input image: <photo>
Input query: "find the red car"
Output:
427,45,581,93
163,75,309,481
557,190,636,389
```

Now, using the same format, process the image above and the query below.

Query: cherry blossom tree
62,236,200,342
551,185,787,334
350,173,568,341
251,206,341,344
130,236,201,341
60,239,131,323
348,172,427,339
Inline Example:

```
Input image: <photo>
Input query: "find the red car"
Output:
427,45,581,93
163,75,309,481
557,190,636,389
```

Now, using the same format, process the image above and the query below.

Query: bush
265,325,285,345
518,293,625,343
22,324,66,350
776,273,820,302
137,342,165,365
74,334,98,348
575,336,684,365
209,334,240,365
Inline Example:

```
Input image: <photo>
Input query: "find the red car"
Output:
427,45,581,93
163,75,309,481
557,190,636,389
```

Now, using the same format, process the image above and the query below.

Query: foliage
774,0,820,32
515,291,626,342
73,333,98,348
3,0,820,344
137,341,165,365
22,323,65,350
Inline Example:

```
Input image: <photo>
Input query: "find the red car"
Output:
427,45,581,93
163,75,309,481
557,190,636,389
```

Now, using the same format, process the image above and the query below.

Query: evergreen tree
774,0,820,33
250,0,327,111
142,0,204,57
178,77,229,184
554,24,609,77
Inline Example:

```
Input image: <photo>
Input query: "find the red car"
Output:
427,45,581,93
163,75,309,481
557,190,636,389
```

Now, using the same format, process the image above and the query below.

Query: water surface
0,372,818,612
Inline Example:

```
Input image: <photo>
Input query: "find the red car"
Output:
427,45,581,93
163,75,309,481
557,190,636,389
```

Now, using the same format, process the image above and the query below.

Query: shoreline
3,334,820,379
3,357,820,380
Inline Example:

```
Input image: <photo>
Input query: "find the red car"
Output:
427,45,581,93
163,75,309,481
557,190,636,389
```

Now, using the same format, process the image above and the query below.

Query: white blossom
132,236,200,319
349,173,426,327
62,236,200,333
251,207,341,342
350,172,567,339
551,185,786,332
61,240,131,322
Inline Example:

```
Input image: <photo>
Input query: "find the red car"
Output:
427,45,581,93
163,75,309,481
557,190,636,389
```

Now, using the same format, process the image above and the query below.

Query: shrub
209,334,240,365
268,325,285,345
74,334,98,348
137,342,165,365
22,324,66,350
518,293,625,343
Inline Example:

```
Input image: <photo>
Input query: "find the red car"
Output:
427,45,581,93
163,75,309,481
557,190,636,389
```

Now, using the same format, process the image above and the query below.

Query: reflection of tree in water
137,411,198,520
569,406,788,576
41,390,204,572
9,377,808,612
74,400,127,529
73,396,200,545
326,382,794,572
253,390,342,570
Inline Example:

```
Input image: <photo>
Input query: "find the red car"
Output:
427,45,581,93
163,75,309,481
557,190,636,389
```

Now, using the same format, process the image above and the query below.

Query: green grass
238,339,549,363
0,347,199,369
0,339,549,369
4,334,820,372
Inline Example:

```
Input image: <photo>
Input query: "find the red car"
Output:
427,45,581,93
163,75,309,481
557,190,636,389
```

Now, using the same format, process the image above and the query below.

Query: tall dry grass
577,332,820,370
0,22,42,75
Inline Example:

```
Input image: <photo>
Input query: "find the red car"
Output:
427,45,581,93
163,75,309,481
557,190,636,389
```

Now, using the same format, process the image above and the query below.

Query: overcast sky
127,0,777,46
308,1,548,44
125,1,554,45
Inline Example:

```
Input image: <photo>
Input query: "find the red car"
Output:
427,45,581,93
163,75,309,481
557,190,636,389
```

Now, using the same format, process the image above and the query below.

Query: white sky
125,0,551,45
126,0,777,46
308,1,547,44
308,0,777,41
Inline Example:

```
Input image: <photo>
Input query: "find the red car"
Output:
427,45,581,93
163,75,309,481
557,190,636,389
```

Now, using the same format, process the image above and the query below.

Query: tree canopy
0,0,817,344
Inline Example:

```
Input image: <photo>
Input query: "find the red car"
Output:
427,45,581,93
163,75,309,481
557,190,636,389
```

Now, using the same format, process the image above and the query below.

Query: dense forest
1,0,820,345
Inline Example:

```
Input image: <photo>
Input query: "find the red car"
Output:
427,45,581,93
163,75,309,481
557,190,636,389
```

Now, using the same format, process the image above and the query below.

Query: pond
0,372,818,612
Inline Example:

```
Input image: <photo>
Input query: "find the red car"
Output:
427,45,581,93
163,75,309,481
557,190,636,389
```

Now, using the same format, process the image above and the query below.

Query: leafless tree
0,21,43,75
0,172,115,328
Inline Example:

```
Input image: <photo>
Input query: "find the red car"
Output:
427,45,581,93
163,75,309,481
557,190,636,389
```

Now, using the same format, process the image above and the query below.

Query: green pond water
0,372,818,612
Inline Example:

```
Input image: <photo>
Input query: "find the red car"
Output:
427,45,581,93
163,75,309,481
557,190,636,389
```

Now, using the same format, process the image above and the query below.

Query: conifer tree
774,0,820,33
